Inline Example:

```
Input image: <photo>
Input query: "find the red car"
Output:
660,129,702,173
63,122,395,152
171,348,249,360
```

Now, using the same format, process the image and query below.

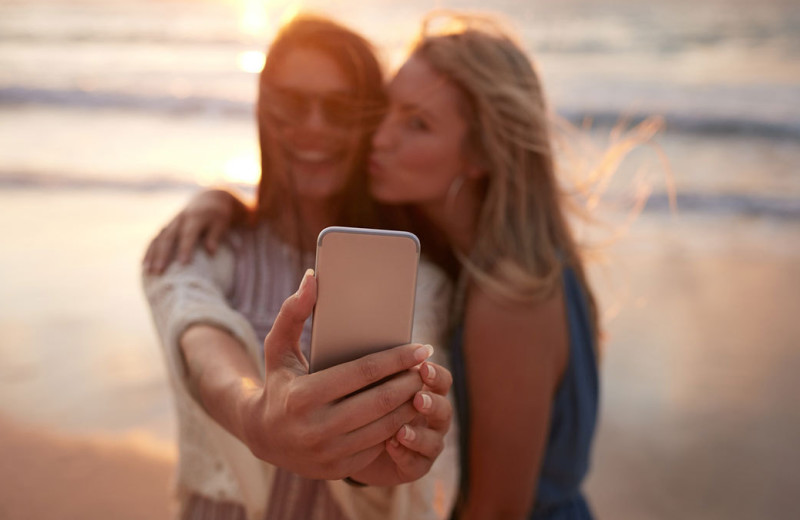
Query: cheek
397,138,462,191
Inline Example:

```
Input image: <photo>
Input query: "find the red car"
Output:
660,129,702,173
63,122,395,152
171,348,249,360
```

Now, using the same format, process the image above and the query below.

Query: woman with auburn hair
143,14,458,520
147,12,615,519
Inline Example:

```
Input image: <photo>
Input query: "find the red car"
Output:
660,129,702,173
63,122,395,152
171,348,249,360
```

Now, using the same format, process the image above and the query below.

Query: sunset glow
237,0,301,38
223,154,260,185
237,50,266,73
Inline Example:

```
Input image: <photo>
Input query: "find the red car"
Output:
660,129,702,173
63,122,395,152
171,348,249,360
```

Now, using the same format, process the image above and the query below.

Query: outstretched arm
179,269,453,484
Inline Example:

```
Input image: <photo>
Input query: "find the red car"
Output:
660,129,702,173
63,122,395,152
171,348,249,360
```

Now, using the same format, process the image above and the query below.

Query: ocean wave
2,85,799,139
558,110,800,140
0,86,253,117
2,23,796,57
0,31,251,48
0,172,200,192
644,192,800,220
1,172,797,220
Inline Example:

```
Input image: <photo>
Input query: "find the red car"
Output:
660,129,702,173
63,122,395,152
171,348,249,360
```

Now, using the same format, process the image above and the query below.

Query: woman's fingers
420,361,452,396
142,236,157,273
395,422,445,458
326,370,423,434
177,217,206,265
308,343,434,402
413,389,453,432
328,400,419,460
383,422,444,480
284,351,444,449
144,217,181,274
380,370,453,477
144,190,239,274
342,371,453,479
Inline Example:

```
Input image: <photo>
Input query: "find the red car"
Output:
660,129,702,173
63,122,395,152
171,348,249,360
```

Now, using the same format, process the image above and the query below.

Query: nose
304,101,327,130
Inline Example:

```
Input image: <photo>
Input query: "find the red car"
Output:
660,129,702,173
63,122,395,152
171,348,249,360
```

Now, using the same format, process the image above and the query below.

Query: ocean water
1,0,799,210
1,0,799,518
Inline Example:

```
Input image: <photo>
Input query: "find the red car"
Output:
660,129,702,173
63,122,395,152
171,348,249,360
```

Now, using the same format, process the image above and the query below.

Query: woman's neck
273,197,342,251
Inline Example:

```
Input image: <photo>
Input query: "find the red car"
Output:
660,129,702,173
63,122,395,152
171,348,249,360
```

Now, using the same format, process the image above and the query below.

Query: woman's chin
368,179,399,204
369,188,400,204
288,164,349,200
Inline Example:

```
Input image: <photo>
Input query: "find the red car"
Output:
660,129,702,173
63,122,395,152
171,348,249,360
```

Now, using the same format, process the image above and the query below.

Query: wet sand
585,213,800,519
0,415,174,520
1,189,799,518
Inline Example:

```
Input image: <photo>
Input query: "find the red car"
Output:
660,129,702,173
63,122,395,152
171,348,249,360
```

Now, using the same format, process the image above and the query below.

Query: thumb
264,269,316,374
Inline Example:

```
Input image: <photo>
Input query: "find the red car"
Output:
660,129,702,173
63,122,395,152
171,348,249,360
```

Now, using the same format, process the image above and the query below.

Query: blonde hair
413,12,601,333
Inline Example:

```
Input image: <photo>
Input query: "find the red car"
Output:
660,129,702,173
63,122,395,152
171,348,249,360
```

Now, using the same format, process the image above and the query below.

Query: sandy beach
0,190,182,518
0,415,173,520
1,188,798,518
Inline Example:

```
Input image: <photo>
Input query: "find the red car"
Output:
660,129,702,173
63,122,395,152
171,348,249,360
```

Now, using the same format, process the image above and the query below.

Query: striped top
228,223,348,520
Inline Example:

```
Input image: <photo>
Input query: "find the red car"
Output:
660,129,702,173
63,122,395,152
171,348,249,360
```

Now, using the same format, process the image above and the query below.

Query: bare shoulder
466,284,567,346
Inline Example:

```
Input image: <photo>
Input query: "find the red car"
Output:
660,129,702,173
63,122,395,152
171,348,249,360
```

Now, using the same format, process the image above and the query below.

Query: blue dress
449,267,599,519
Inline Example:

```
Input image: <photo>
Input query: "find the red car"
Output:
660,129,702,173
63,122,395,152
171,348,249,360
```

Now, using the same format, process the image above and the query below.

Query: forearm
180,324,262,443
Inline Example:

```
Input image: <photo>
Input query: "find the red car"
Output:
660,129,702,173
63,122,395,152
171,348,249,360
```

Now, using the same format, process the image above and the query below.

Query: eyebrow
397,101,437,123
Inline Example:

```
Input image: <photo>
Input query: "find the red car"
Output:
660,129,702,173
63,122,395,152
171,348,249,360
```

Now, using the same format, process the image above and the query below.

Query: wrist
235,379,264,451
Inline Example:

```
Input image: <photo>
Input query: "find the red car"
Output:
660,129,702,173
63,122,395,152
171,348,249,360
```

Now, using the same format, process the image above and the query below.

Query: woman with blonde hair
368,15,599,518
148,12,604,519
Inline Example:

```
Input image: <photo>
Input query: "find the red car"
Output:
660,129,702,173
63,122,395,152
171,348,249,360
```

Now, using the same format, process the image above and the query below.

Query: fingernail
414,344,434,363
424,363,436,381
419,392,432,410
402,424,416,442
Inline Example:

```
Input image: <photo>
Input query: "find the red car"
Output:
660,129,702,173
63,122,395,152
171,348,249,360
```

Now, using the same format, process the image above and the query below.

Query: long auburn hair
412,14,600,338
253,14,387,242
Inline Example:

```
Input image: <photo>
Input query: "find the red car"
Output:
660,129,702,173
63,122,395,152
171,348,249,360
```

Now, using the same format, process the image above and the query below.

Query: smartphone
309,226,420,373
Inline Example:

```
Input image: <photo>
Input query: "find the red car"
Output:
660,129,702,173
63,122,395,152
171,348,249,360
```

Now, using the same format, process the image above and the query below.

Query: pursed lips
368,156,385,176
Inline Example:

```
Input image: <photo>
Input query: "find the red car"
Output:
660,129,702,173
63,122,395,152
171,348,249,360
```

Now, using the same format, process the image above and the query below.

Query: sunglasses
261,85,374,128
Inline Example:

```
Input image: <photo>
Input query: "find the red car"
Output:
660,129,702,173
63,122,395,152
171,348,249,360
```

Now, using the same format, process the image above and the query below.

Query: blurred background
1,0,798,518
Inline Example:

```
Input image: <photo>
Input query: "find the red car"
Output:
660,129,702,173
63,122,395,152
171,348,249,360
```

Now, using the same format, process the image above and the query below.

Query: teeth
294,150,332,163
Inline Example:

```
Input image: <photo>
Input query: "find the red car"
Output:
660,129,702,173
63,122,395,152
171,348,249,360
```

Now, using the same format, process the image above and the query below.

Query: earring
445,175,466,216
